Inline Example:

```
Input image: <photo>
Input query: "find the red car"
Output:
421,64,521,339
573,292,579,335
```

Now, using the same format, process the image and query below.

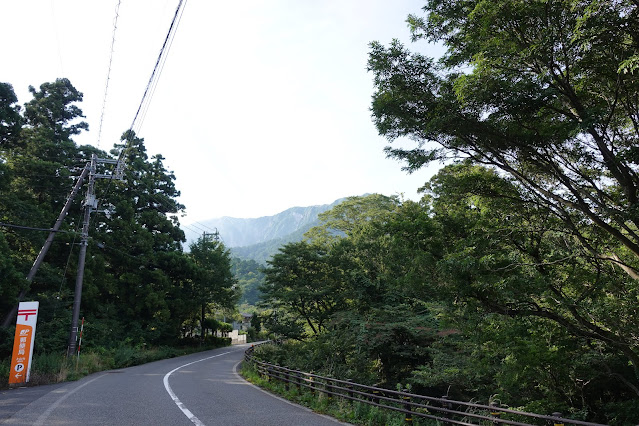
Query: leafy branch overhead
368,0,639,278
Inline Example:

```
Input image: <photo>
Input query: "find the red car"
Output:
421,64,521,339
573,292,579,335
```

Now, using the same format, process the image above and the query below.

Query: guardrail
244,344,607,426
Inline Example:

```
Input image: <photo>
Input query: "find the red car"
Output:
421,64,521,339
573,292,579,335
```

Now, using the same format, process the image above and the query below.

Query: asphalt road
0,344,349,425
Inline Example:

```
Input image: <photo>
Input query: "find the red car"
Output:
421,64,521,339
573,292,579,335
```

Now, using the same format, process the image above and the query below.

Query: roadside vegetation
240,359,411,426
0,79,239,388
3,0,639,423
251,1,639,422
0,338,230,389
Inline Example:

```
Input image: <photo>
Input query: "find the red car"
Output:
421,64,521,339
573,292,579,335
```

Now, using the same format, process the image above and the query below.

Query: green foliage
0,233,24,318
261,241,345,339
305,193,398,244
0,79,242,364
218,322,233,333
189,235,239,339
190,237,238,308
250,312,261,332
256,180,639,421
231,257,265,306
0,83,22,147
369,0,639,282
240,358,420,426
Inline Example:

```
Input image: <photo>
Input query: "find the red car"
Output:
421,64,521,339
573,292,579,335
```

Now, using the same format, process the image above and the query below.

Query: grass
239,361,430,425
0,339,231,390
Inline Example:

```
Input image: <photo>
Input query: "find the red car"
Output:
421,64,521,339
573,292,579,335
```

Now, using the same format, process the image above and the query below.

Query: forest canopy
0,79,238,356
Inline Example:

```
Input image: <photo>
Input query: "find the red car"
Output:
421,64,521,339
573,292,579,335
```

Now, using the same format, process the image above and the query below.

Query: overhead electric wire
179,223,203,236
49,0,66,77
132,2,186,136
187,222,209,233
96,0,122,149
0,222,76,234
97,0,188,218
194,222,217,232
127,0,187,139
102,0,188,198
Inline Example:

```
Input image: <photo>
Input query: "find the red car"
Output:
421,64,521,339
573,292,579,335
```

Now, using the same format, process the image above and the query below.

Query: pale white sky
2,0,443,223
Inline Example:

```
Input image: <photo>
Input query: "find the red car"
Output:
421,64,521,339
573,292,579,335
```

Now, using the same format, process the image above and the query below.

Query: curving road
0,343,348,425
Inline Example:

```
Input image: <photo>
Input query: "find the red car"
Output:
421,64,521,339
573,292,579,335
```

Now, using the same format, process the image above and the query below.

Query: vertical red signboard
8,301,39,385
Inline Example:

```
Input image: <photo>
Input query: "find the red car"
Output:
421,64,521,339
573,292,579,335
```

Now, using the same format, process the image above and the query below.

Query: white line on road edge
34,374,107,426
163,347,247,426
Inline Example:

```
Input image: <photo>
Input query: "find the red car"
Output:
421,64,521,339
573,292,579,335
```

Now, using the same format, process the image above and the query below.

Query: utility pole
67,154,122,357
202,228,219,242
1,164,90,329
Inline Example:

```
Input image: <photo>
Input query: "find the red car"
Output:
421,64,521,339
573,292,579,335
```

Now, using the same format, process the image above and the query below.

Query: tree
305,194,399,244
189,235,238,341
420,163,639,397
231,257,265,306
80,131,190,344
0,82,21,147
24,78,88,142
368,0,639,279
0,79,89,330
260,241,344,339
0,232,23,319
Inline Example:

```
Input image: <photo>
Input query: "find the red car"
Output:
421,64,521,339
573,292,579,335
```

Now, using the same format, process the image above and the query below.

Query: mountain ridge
182,198,346,255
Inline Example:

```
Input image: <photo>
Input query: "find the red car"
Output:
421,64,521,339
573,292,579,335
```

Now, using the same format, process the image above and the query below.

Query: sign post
8,301,39,385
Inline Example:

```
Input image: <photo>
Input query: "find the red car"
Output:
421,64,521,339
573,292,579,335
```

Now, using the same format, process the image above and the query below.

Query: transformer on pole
67,154,123,357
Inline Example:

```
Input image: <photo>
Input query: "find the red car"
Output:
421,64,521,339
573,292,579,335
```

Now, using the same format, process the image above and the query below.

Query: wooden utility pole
67,154,123,357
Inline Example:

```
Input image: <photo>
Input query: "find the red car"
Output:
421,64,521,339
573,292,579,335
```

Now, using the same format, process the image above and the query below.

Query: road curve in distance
1,343,349,425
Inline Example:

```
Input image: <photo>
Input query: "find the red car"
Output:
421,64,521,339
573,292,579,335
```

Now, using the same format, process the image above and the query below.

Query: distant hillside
182,198,345,261
231,222,316,264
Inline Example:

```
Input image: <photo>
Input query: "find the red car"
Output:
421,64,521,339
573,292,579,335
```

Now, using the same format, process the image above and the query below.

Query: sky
2,0,444,223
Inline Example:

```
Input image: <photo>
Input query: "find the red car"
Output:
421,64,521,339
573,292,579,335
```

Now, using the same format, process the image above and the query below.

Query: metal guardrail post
552,412,565,426
403,391,413,424
294,371,300,390
490,402,502,426
284,370,290,391
441,395,452,425
346,379,354,401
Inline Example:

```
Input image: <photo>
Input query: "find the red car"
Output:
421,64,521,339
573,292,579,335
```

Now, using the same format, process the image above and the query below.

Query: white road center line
163,348,245,426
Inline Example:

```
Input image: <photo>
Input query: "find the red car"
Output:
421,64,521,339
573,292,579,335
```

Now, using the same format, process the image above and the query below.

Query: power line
0,222,76,234
105,0,188,199
188,222,209,233
53,209,84,318
133,2,186,136
128,0,188,137
96,0,122,149
194,221,217,232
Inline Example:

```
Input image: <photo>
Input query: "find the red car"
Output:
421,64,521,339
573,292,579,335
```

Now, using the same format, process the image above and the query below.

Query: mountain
230,222,317,265
182,198,345,261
